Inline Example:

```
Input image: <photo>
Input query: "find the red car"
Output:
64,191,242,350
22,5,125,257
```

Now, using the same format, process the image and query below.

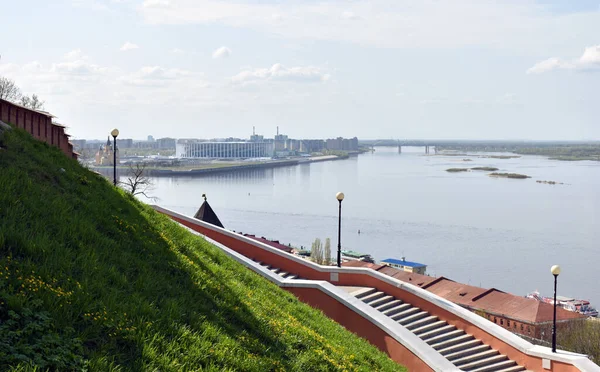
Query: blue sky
1,0,599,140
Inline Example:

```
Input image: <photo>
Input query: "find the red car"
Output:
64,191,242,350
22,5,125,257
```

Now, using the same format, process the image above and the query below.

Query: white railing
154,205,600,372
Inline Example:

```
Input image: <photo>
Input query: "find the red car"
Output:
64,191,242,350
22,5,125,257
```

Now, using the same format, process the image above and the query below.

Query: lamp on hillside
336,192,345,267
111,128,119,185
551,264,561,353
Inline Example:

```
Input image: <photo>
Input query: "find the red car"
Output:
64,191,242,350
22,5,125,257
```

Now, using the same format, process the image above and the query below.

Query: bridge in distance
359,139,600,153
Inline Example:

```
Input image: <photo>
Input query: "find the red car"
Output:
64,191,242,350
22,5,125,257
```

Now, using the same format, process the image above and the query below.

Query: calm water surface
139,147,600,306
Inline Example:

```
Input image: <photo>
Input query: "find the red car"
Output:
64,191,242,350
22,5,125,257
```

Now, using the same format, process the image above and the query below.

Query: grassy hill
0,127,404,371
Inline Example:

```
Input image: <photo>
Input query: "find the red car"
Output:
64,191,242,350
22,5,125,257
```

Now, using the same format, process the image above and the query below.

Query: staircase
349,287,532,372
254,261,302,280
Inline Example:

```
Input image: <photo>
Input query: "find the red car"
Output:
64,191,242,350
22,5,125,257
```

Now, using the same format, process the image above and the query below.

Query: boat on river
526,291,598,317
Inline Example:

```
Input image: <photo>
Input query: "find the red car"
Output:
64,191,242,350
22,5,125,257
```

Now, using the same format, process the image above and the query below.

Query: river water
138,147,600,306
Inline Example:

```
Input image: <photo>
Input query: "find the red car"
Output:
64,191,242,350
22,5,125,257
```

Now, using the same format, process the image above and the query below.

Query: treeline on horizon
438,143,600,161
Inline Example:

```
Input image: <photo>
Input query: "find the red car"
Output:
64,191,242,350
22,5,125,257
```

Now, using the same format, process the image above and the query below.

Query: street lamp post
336,192,345,267
111,128,119,186
551,264,561,353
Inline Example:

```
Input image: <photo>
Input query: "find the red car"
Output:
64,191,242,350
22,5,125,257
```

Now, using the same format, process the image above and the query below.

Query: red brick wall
288,287,434,372
162,214,586,372
0,99,77,159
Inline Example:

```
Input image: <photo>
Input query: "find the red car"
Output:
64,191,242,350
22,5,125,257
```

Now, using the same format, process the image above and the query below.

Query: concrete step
383,303,412,316
391,306,421,321
406,315,439,331
459,354,507,371
360,291,387,304
278,271,289,277
421,325,460,342
353,287,378,299
494,366,527,372
444,343,488,360
439,339,482,356
412,320,447,335
344,286,527,372
398,310,430,326
423,329,463,345
374,299,403,312
431,333,475,351
453,349,499,367
369,295,395,308
468,359,518,372
286,274,299,279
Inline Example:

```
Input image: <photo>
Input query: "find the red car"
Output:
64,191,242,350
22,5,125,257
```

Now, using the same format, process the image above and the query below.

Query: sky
0,0,599,141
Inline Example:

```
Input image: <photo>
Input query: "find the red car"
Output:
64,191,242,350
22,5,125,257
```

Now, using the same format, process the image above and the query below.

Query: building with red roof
343,261,586,340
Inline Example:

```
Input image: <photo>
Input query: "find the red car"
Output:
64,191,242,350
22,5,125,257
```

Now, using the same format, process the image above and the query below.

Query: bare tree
0,76,22,102
20,94,45,110
121,163,157,200
311,238,324,265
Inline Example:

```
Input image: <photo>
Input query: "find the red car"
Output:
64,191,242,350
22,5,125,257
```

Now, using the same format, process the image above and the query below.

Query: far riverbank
91,154,348,178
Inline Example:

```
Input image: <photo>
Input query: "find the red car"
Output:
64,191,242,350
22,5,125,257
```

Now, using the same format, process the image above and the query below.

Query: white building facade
176,140,274,159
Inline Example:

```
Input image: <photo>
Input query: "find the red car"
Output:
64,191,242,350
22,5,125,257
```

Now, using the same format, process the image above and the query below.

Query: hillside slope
0,127,404,371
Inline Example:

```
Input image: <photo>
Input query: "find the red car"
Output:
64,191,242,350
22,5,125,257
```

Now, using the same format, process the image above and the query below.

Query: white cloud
231,63,330,85
527,45,600,74
212,46,231,59
51,60,108,77
170,48,185,54
0,51,112,103
527,58,572,74
579,45,600,67
340,11,361,20
45,50,108,78
64,49,86,61
139,0,600,50
119,66,190,86
496,93,521,105
120,42,140,51
143,0,170,8
22,62,44,73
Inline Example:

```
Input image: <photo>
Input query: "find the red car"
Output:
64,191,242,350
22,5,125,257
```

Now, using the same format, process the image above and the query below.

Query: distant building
134,140,158,149
380,257,427,275
95,137,119,165
71,139,86,151
117,138,134,149
274,126,288,151
156,137,176,149
250,126,264,142
300,139,326,153
285,139,301,152
176,139,273,159
326,137,358,151
147,135,155,142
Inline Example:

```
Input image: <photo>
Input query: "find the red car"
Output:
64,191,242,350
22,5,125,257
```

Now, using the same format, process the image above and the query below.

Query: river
137,146,600,306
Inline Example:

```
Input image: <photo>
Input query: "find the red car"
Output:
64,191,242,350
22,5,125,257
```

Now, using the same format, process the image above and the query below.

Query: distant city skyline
1,0,599,141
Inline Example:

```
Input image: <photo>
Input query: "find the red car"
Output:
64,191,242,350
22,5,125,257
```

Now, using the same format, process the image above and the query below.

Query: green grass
0,127,404,372
445,168,469,172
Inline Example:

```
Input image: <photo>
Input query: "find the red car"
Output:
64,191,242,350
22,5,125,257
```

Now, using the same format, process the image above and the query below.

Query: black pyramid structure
194,194,224,228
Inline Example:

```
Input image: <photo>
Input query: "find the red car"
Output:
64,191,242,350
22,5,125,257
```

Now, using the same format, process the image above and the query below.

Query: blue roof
381,258,426,268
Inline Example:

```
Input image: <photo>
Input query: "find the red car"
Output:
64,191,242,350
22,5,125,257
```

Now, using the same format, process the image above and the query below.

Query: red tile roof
244,234,294,254
342,260,385,271
342,261,586,324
